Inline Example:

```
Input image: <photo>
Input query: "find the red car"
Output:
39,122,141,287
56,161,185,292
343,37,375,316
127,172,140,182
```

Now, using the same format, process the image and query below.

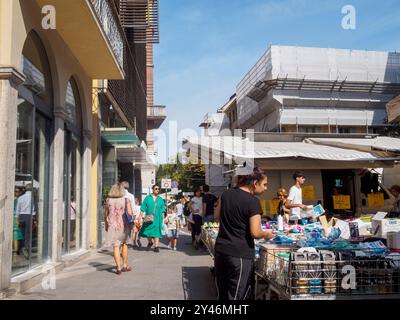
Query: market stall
201,212,400,300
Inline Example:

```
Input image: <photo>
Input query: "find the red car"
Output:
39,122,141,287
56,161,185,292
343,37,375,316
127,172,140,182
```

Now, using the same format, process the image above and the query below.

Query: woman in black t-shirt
214,167,273,301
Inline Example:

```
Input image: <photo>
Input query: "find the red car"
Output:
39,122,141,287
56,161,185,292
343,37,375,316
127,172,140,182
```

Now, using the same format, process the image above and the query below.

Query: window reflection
13,103,50,274
62,79,83,254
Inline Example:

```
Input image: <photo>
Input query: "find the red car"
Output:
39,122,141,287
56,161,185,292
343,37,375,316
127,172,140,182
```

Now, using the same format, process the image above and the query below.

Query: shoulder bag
144,197,158,224
124,198,134,225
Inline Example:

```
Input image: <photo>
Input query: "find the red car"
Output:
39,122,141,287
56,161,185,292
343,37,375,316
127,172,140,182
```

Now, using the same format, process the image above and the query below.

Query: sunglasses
154,188,160,190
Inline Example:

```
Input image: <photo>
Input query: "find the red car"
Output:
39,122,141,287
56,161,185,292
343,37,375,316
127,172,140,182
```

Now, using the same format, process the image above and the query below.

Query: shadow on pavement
170,234,211,257
88,262,116,274
182,266,217,300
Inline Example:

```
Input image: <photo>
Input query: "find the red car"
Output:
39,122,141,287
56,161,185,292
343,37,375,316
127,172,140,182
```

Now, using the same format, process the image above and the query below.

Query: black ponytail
236,167,267,189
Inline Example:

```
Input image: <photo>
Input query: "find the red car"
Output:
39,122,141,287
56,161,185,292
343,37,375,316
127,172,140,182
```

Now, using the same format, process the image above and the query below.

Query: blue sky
153,0,400,163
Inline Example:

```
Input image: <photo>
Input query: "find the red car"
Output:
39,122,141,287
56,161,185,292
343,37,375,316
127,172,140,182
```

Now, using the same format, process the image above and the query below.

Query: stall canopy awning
102,129,146,164
116,146,148,164
304,137,400,154
101,129,141,147
184,136,400,162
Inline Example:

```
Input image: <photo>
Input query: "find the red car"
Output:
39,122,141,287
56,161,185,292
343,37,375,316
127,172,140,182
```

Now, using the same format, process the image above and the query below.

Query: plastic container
278,215,284,231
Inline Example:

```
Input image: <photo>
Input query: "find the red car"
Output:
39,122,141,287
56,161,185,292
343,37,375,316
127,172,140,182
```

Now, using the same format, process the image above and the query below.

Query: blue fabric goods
327,228,341,241
271,236,294,245
297,238,332,248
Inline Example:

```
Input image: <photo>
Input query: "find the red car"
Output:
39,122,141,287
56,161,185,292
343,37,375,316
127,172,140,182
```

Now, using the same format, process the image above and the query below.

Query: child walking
164,204,180,251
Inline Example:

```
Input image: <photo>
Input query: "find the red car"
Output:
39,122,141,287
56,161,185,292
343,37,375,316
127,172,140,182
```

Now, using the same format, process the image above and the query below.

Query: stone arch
65,74,91,133
21,29,55,107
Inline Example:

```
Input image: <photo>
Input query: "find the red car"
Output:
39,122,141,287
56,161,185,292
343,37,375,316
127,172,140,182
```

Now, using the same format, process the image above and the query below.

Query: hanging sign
269,199,281,215
303,185,315,201
368,193,384,208
260,200,267,216
333,195,351,210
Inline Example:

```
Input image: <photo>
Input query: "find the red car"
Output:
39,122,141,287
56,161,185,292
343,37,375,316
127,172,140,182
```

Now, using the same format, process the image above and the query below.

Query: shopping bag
162,223,168,236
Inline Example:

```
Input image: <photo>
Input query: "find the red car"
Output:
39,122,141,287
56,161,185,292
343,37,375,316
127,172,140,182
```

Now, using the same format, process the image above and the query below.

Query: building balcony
119,0,160,44
97,30,147,130
147,105,166,129
35,0,125,79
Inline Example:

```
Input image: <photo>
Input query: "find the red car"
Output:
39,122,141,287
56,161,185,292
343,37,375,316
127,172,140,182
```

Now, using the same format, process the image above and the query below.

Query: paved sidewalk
8,231,217,300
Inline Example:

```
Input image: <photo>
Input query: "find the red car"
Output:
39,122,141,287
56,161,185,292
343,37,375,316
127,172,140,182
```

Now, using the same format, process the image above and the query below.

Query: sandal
116,269,122,275
122,266,132,272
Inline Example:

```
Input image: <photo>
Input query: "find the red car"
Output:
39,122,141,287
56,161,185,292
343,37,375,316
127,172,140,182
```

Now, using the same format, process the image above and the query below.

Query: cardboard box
371,212,400,239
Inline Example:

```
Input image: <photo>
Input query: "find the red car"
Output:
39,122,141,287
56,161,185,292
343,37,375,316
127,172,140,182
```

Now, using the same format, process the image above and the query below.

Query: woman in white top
176,198,185,228
189,189,203,249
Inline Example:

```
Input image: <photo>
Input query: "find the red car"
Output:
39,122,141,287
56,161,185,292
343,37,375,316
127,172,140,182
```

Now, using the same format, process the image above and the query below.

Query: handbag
144,197,158,224
124,198,134,225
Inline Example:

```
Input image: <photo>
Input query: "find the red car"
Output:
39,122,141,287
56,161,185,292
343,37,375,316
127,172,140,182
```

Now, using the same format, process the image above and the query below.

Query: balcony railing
89,0,124,68
107,36,147,129
120,0,160,44
147,105,166,118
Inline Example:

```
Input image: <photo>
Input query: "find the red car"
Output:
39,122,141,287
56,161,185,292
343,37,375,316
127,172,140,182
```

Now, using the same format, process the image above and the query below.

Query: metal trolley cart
201,227,216,259
255,244,400,300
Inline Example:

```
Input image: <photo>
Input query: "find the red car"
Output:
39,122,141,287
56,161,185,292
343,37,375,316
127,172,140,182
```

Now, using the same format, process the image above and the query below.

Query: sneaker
173,247,177,251
154,247,160,253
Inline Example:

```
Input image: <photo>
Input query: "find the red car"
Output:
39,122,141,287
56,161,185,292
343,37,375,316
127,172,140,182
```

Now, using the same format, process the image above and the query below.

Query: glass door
13,101,51,275
63,130,82,254
31,112,51,267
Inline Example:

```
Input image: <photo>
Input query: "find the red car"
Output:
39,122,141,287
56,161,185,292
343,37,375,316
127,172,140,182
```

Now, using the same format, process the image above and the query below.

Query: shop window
299,126,321,134
13,32,52,275
63,78,83,254
338,127,356,134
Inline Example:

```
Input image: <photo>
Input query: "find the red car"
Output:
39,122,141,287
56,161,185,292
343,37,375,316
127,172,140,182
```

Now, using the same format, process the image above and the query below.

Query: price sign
269,199,281,215
333,195,351,210
261,200,267,216
303,185,315,201
368,193,384,208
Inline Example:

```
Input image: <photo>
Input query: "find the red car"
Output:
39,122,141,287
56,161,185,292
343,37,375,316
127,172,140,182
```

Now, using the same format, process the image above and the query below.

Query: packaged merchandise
371,212,400,239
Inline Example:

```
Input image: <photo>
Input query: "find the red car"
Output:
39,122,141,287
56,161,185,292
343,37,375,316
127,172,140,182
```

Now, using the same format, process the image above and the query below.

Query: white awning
184,136,400,162
304,137,400,153
116,146,147,164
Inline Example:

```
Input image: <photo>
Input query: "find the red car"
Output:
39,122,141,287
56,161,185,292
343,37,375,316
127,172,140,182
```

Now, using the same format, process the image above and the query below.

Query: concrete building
387,95,400,124
0,0,164,296
236,45,400,134
191,45,400,217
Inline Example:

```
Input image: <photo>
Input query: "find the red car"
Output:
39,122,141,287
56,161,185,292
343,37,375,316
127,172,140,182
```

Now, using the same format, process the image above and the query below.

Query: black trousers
214,252,255,300
193,214,203,236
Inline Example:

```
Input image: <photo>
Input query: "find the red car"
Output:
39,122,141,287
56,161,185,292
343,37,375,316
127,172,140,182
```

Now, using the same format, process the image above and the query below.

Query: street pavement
8,230,217,300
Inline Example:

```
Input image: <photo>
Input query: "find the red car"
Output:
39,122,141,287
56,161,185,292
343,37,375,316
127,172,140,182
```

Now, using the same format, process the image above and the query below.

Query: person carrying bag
139,185,166,252
143,197,157,224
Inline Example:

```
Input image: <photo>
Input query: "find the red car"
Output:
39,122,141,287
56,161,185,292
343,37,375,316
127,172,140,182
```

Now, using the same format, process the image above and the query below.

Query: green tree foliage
156,155,205,193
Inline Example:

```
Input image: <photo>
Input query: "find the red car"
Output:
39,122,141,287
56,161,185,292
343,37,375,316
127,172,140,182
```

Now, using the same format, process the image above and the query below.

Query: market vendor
285,171,308,224
214,167,273,300
277,188,290,224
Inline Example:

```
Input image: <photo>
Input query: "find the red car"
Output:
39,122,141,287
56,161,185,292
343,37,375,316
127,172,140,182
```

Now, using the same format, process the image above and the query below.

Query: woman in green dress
139,185,166,252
